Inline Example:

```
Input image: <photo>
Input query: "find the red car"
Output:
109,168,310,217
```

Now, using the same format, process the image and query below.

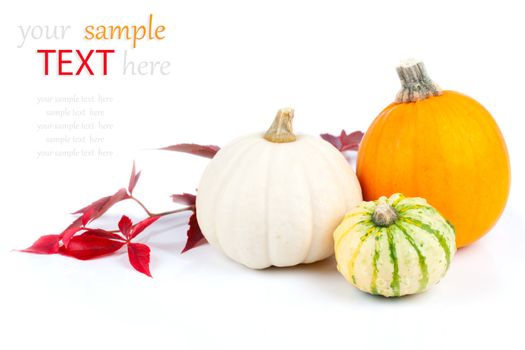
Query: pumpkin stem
395,59,442,103
264,108,297,143
372,198,398,227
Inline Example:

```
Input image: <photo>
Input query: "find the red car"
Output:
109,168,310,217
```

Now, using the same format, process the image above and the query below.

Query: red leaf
320,130,364,152
81,207,95,226
320,133,342,150
339,130,364,151
127,243,152,277
61,188,129,246
72,188,130,223
62,216,82,232
118,215,133,239
20,235,61,254
59,235,125,260
82,229,125,241
130,216,161,240
128,161,141,195
182,212,206,253
171,193,196,206
60,225,83,247
159,143,220,158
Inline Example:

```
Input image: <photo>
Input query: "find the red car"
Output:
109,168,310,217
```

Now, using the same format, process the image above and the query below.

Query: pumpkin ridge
212,140,264,261
297,146,316,263
397,204,455,235
390,193,406,208
335,219,372,249
264,142,297,265
370,111,392,199
386,226,400,296
441,92,474,202
370,230,383,295
399,217,451,269
447,92,500,238
366,110,391,198
233,141,276,265
263,142,275,266
396,204,435,214
302,137,362,261
199,136,258,248
303,137,354,202
298,138,339,262
393,222,429,292
343,201,375,220
343,210,371,219
412,101,424,196
349,226,377,286
197,137,256,245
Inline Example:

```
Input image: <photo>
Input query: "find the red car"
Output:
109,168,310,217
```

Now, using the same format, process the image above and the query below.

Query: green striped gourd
334,193,456,297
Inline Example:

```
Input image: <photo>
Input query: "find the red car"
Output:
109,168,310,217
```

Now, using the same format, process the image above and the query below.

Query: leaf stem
151,206,195,217
131,196,154,216
107,205,195,233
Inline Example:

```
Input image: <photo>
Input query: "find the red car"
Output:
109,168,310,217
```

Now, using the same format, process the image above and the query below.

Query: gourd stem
396,59,442,103
264,108,296,143
372,199,398,227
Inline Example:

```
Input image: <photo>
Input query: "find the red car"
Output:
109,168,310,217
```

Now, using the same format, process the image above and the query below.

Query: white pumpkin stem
372,198,398,227
264,108,297,143
396,59,442,103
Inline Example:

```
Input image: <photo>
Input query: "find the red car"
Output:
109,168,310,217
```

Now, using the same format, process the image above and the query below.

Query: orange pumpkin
356,60,510,248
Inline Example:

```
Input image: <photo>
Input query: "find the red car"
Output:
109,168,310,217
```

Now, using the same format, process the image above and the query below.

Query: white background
1,1,524,349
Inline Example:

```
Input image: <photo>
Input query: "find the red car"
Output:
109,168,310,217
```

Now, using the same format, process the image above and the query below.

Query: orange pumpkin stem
396,60,442,103
264,108,297,143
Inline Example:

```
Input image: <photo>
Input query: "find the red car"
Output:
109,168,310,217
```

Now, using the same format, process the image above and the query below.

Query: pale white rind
197,134,363,269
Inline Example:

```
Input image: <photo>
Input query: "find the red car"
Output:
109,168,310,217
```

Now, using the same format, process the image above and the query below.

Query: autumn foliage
20,131,361,276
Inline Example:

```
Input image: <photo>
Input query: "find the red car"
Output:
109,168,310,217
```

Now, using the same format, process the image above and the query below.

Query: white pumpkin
196,108,362,269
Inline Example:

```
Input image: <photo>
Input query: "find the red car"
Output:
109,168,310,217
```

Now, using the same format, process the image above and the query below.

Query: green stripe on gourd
334,193,456,297
390,193,406,207
370,233,382,295
396,204,436,214
348,226,377,284
334,219,372,248
386,227,401,296
399,217,452,269
393,223,429,292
